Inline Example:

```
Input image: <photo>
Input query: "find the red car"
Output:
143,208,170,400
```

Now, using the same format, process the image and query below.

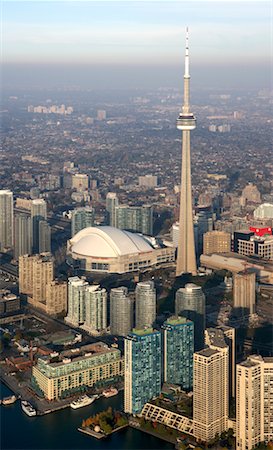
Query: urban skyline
1,2,273,450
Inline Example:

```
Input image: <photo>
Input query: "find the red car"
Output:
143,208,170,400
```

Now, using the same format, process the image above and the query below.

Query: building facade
203,230,231,255
65,276,88,326
193,346,229,442
135,281,156,330
233,270,256,316
45,280,67,316
71,206,94,237
0,189,13,251
175,283,206,351
124,328,162,414
31,198,47,254
115,205,153,235
32,343,124,400
14,213,32,260
236,355,273,450
83,285,107,335
162,316,194,389
110,287,133,336
106,192,119,226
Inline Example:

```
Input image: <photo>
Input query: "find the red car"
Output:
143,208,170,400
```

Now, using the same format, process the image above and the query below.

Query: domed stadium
67,226,175,274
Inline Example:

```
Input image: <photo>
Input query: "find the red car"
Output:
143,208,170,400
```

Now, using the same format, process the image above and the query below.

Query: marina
0,382,174,449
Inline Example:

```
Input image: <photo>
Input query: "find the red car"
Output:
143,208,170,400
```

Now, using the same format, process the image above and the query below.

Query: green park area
81,407,128,435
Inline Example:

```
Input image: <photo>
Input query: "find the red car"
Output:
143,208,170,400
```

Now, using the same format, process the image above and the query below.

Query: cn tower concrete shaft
176,30,197,276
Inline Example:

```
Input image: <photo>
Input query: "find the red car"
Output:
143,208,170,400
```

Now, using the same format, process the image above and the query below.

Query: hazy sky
1,1,272,89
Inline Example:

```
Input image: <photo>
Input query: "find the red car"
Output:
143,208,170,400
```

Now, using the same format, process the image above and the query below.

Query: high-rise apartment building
193,346,229,442
203,230,231,255
39,220,51,253
83,285,107,335
124,328,162,414
175,283,206,351
115,205,153,235
205,326,236,399
110,287,133,336
65,276,88,326
176,30,197,275
0,190,13,251
135,281,156,329
65,278,107,334
14,213,32,260
32,254,54,305
233,270,256,316
45,280,67,316
236,355,273,450
19,254,37,295
162,316,194,389
71,206,94,237
31,199,47,253
106,192,119,226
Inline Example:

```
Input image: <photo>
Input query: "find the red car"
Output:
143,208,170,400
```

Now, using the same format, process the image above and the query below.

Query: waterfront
0,383,174,450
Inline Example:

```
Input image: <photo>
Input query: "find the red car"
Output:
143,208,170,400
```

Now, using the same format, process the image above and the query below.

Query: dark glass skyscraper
162,316,194,390
124,328,161,414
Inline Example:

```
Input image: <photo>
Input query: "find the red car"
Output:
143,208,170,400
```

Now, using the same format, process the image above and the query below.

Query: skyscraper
71,206,94,237
14,213,32,260
115,205,153,235
110,287,133,336
124,328,162,414
176,29,197,276
236,355,273,450
106,192,119,226
135,281,156,329
233,270,256,316
0,189,13,251
31,198,47,253
175,283,205,351
84,285,107,335
193,345,229,442
32,253,54,305
162,316,194,389
39,220,51,253
65,276,88,326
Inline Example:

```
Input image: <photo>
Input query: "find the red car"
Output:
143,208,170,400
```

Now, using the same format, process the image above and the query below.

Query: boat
70,394,98,409
2,395,17,405
21,400,37,417
102,388,118,398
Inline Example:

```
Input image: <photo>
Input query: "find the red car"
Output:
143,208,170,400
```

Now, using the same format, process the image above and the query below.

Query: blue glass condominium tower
124,328,162,414
162,316,194,390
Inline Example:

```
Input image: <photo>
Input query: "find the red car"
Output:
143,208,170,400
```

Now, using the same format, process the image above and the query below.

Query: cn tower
176,28,197,276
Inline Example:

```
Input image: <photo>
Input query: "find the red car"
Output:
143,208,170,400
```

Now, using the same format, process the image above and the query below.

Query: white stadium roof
70,226,153,258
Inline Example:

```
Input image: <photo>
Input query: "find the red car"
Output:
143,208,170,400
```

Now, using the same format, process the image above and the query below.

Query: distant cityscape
1,20,273,450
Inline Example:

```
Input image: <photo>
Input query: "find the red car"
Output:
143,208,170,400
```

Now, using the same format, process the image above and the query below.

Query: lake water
0,382,174,450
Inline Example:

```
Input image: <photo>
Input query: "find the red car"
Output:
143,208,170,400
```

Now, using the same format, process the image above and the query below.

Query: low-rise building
32,342,124,400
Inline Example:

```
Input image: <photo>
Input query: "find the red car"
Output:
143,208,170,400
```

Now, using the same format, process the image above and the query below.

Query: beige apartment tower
19,254,37,295
233,270,256,315
203,230,231,255
236,355,273,450
45,280,67,315
19,253,54,307
176,29,197,276
193,346,229,442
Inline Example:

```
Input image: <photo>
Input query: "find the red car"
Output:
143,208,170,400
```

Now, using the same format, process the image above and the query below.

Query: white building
236,355,273,450
254,203,273,219
0,190,14,250
83,285,107,335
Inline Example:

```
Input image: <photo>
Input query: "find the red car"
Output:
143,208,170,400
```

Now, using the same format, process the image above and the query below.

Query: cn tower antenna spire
185,27,190,78
176,27,197,276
